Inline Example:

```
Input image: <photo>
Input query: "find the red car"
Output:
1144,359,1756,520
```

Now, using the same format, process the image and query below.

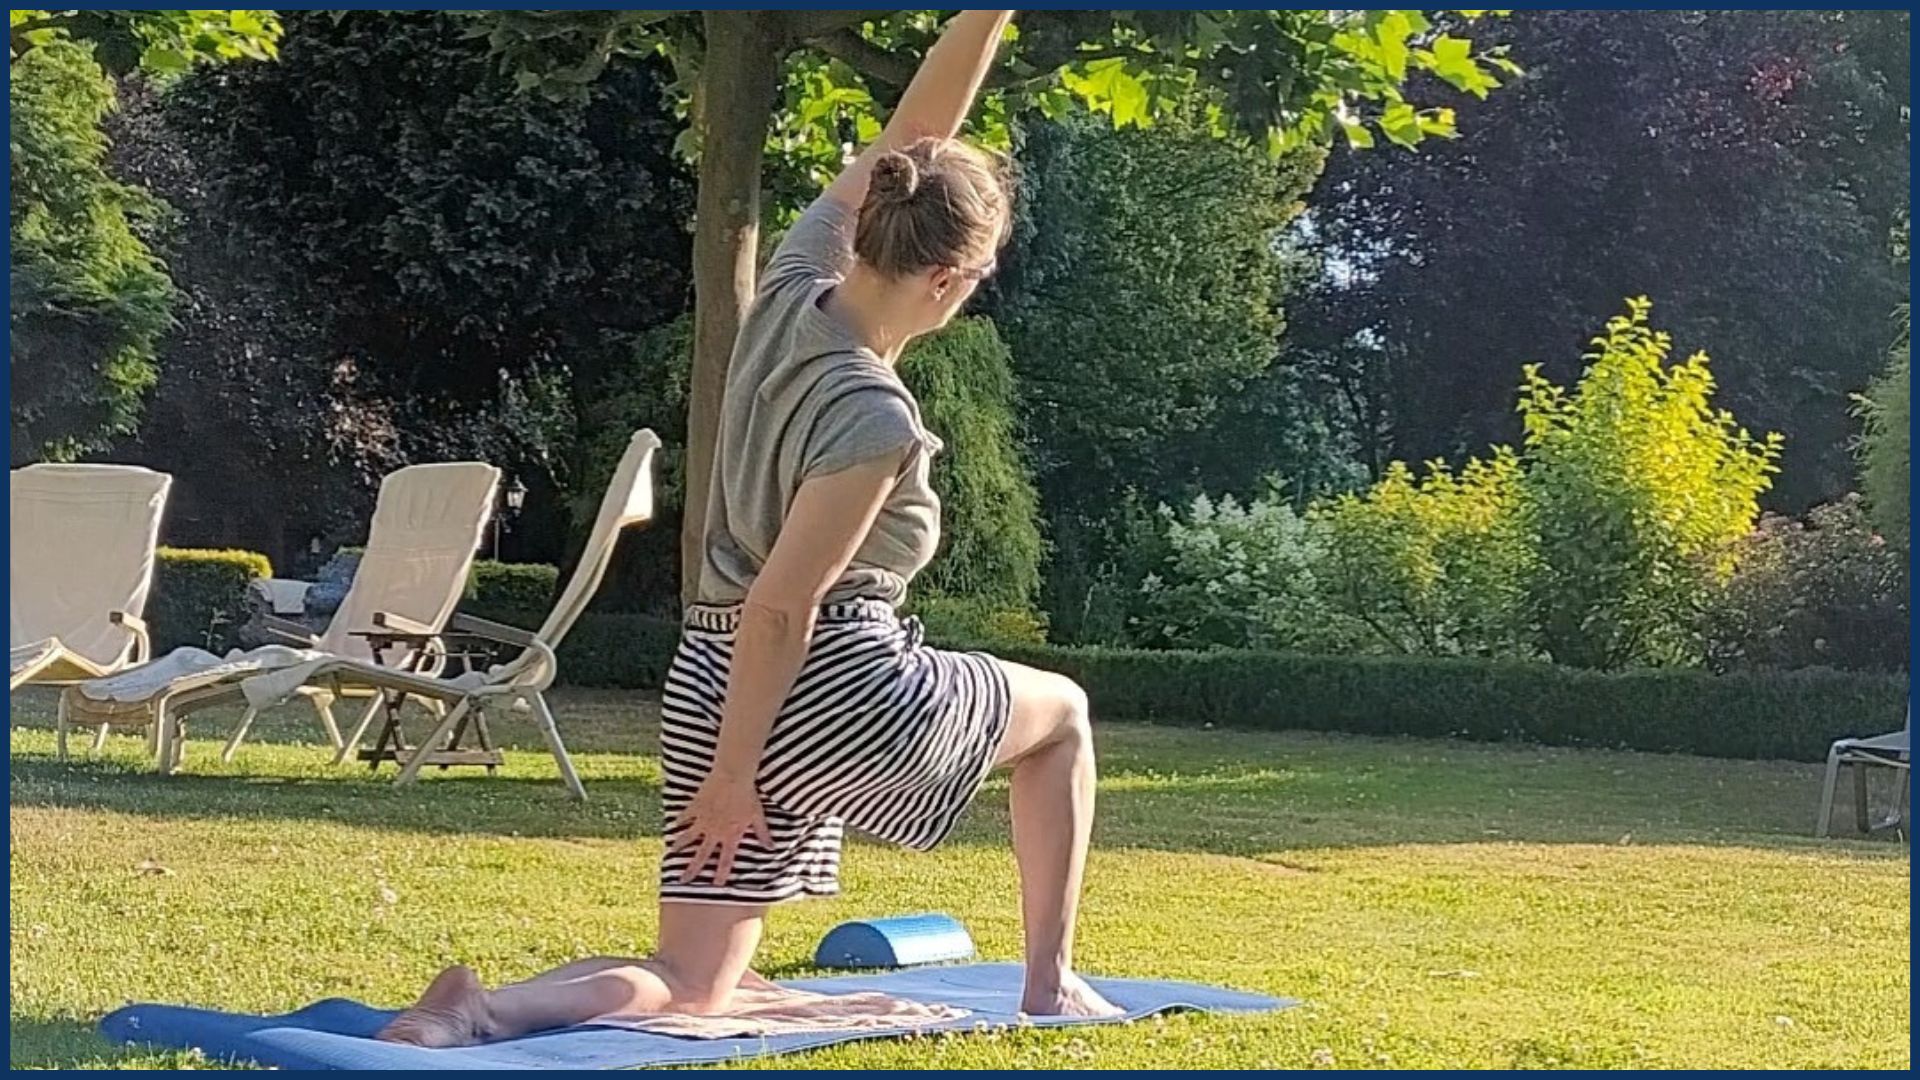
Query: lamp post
493,477,528,560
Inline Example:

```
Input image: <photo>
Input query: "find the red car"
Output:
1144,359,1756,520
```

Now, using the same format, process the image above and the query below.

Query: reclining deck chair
238,430,660,800
61,463,499,770
11,465,172,752
1816,702,1911,838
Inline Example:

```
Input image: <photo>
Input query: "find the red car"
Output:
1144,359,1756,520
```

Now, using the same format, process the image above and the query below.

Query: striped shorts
658,599,1013,905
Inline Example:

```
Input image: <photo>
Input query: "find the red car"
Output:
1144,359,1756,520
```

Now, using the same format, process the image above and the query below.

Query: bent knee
1044,674,1092,752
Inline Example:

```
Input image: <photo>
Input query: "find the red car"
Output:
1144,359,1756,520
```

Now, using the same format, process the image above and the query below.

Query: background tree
1291,9,1909,510
1859,214,1910,554
9,40,171,463
987,111,1325,636
103,78,401,565
165,10,694,563
9,10,281,465
9,9,279,74
475,9,1513,603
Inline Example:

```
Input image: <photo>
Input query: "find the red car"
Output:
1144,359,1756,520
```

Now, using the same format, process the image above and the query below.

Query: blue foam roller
813,913,975,969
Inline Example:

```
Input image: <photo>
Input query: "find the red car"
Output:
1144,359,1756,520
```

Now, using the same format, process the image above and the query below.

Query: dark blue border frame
2,6,1914,1076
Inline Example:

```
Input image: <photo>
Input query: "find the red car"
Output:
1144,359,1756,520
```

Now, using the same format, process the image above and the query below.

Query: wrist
709,758,757,785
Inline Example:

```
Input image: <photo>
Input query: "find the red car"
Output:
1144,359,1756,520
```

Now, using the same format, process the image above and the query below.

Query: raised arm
820,9,1015,211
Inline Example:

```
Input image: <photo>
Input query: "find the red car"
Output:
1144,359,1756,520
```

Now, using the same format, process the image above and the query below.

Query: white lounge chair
62,462,500,770
238,430,661,800
1816,703,1911,838
10,464,172,716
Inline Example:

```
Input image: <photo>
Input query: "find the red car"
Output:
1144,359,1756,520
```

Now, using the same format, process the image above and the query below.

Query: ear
928,266,956,301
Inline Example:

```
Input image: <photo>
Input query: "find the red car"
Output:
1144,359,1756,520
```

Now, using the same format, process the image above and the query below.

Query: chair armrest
261,615,321,647
448,612,538,648
371,611,438,637
110,610,151,664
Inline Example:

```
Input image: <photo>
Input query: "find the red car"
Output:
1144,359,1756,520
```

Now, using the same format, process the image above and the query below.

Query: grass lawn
9,687,1910,1070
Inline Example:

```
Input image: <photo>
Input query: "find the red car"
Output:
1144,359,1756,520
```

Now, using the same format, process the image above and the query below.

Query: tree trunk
680,11,784,608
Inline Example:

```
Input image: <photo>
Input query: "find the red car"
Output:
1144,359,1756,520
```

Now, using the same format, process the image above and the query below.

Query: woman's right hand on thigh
671,773,773,886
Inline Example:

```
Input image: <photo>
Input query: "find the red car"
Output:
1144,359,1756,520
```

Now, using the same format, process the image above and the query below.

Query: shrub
1142,490,1353,652
1315,452,1537,658
150,548,273,652
462,561,560,630
1704,497,1909,673
1858,343,1909,554
900,317,1044,610
906,595,1048,650
571,315,691,611
555,612,684,688
1519,299,1782,669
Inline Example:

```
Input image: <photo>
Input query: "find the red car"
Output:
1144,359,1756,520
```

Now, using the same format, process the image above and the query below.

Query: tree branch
809,26,917,88
786,9,889,45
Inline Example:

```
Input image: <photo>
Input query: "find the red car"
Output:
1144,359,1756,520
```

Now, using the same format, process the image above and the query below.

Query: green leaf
1061,58,1152,129
1379,102,1424,148
1339,117,1376,149
139,45,191,75
1371,11,1414,82
1424,35,1502,99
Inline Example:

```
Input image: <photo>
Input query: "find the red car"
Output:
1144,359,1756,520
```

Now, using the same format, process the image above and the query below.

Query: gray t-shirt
694,196,943,607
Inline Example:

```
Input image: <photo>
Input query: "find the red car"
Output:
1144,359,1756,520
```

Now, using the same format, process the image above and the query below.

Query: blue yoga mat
99,963,1293,1071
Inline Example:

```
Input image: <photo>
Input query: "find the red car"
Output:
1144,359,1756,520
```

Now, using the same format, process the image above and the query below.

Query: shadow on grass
10,688,1894,854
8,1013,174,1070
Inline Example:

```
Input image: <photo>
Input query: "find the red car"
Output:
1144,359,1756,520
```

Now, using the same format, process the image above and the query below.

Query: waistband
683,598,902,633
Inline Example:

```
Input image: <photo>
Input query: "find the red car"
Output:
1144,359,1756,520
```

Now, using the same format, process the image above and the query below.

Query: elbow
739,594,816,643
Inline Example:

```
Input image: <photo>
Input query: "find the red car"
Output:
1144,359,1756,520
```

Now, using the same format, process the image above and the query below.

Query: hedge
150,548,273,652
555,612,683,689
462,561,561,630
989,645,1906,764
546,618,1904,763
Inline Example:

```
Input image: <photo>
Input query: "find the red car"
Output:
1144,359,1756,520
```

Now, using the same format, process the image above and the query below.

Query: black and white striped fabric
659,599,1012,905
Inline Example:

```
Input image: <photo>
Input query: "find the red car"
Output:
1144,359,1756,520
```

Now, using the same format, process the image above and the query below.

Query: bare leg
993,661,1121,1018
378,903,768,1047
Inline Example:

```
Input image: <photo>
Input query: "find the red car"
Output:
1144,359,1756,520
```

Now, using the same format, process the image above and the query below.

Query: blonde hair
854,136,1012,279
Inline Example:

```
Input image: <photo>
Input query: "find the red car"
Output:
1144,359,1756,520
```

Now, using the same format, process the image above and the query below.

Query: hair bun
871,150,920,206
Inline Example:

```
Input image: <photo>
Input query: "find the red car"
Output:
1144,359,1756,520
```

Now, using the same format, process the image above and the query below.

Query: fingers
678,832,722,884
712,835,741,886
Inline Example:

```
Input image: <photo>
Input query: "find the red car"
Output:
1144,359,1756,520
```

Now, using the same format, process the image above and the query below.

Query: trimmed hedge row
150,548,273,652
990,645,1906,764
556,612,683,690
548,616,1904,763
462,561,561,630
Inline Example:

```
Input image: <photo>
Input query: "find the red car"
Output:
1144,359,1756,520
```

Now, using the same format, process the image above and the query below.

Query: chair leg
55,693,70,762
1816,748,1842,837
393,699,471,787
529,693,586,801
90,723,111,754
332,697,385,766
221,707,261,764
1854,761,1872,835
309,693,345,750
155,707,177,776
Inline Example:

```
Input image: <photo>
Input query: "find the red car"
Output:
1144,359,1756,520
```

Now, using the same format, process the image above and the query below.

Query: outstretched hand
671,773,773,886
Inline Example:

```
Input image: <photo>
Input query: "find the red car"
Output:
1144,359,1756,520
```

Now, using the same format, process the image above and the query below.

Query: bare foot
377,965,494,1047
1021,971,1124,1018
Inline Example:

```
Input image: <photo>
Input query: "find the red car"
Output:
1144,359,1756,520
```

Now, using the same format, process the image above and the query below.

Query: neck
828,265,913,363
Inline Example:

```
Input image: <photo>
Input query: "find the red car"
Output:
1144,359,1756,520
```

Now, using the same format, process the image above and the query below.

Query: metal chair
1816,702,1910,838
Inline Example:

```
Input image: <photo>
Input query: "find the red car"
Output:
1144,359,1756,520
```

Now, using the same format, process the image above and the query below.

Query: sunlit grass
9,688,1909,1069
